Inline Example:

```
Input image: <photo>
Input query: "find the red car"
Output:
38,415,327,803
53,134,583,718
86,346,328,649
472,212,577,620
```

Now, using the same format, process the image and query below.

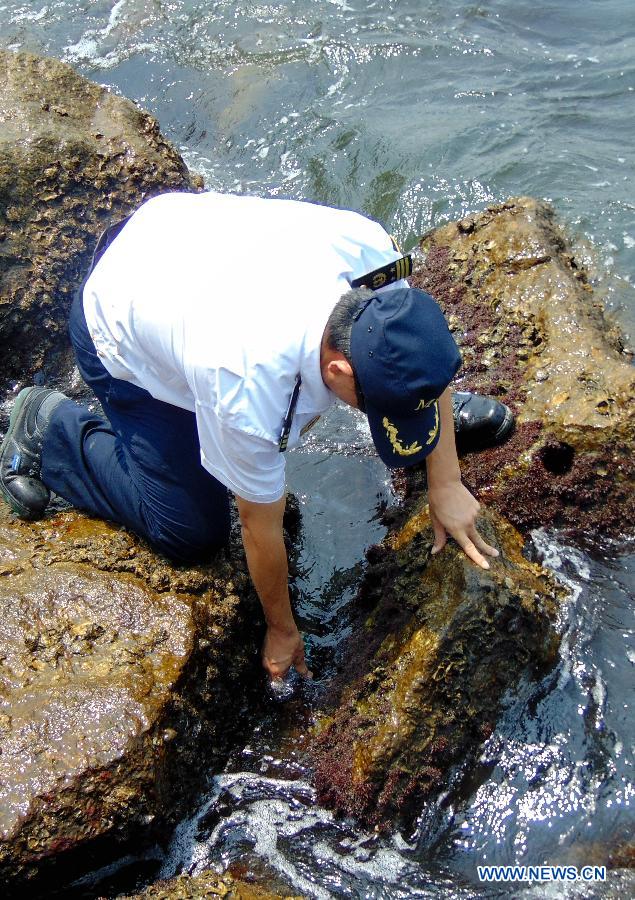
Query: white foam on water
159,769,429,899
159,772,333,899
530,529,590,691
63,0,154,68
12,3,48,22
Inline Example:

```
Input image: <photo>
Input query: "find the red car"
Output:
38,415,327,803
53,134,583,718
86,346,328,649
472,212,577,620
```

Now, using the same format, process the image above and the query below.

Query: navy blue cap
350,288,462,468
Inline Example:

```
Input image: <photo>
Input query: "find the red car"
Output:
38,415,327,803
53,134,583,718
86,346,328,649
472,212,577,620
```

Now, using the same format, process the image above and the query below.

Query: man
0,192,512,681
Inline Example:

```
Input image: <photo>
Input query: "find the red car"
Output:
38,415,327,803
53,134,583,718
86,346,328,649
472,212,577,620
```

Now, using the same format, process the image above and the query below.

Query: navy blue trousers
41,291,231,563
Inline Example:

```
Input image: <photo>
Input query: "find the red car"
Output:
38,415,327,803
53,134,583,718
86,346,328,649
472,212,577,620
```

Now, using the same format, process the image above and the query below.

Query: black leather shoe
0,387,67,520
452,391,514,451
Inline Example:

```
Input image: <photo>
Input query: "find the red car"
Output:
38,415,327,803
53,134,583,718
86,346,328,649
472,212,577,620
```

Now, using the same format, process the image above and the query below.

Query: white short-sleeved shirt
83,191,407,502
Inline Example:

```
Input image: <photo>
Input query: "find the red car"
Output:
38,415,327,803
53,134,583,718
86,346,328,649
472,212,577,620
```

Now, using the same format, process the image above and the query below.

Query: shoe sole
0,387,45,518
493,404,515,443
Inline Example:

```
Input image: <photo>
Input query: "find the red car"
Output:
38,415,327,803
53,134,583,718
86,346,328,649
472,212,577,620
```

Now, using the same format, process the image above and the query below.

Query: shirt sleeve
195,400,286,503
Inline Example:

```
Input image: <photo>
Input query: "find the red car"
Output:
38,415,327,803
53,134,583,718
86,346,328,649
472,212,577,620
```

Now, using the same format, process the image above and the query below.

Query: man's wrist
265,618,298,637
426,458,461,488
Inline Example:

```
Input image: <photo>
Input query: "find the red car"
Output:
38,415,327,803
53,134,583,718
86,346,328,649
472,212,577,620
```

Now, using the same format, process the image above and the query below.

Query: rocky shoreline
308,197,634,829
0,50,264,895
1,49,633,896
411,198,635,540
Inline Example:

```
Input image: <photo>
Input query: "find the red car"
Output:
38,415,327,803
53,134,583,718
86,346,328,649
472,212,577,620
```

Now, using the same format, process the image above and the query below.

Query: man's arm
426,387,499,569
235,494,312,680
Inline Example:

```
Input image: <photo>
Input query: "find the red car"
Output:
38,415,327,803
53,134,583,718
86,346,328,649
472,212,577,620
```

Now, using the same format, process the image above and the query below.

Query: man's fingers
468,527,499,558
293,649,313,679
457,534,490,570
266,659,313,680
430,512,447,555
265,661,289,680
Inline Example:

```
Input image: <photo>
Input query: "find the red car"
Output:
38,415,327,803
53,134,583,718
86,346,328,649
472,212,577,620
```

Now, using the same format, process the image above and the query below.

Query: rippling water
2,1,634,897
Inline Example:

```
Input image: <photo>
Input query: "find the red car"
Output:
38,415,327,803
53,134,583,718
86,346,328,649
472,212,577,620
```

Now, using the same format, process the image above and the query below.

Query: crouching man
0,192,513,680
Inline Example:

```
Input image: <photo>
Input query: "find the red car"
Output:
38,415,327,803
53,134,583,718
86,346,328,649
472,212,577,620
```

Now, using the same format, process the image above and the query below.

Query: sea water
1,2,633,897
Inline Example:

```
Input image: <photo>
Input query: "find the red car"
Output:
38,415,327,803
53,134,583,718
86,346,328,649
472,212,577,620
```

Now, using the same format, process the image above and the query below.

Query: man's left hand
428,477,499,570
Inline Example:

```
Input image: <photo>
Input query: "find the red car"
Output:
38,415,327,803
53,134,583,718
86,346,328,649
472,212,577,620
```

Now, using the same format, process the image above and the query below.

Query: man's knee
145,506,231,565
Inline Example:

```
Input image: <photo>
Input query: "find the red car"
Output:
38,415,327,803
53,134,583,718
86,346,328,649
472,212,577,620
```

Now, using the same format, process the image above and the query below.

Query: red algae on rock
0,50,260,894
411,197,635,541
0,50,202,392
312,510,561,829
310,198,634,830
0,507,262,892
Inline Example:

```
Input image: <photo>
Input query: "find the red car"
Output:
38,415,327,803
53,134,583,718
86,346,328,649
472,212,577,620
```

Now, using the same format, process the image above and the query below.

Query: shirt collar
297,305,334,415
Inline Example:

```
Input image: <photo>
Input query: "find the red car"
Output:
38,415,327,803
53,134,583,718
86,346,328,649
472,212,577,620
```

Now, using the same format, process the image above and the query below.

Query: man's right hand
262,624,312,681
235,494,314,683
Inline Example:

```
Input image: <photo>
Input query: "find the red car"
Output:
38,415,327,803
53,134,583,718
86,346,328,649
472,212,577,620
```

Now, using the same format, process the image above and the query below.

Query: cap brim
366,398,441,468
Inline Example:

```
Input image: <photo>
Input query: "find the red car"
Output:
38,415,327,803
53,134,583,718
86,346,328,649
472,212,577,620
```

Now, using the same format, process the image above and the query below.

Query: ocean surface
1,2,633,897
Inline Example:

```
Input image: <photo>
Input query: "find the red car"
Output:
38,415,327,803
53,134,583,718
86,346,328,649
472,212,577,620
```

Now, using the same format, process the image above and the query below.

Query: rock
0,506,261,893
124,869,301,899
310,198,635,827
411,197,635,540
310,198,635,828
311,508,561,828
0,50,202,392
0,51,261,894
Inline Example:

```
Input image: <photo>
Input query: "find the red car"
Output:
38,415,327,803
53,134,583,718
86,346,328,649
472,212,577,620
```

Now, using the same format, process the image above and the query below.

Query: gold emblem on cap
381,399,439,457
415,398,440,444
426,400,439,445
382,419,423,456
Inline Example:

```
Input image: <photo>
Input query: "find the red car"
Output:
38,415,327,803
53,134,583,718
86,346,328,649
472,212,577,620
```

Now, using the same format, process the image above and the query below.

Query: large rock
0,52,263,894
0,506,261,893
411,197,635,539
0,50,201,391
311,199,634,828
312,510,560,828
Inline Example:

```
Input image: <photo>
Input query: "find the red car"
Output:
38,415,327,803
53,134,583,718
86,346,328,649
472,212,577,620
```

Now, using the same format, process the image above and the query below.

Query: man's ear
326,356,354,378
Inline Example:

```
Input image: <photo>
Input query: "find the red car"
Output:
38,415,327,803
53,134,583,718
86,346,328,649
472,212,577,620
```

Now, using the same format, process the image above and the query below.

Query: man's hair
325,287,374,359
325,287,374,411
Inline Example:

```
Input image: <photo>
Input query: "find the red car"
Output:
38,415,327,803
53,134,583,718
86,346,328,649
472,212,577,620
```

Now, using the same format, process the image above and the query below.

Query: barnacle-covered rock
0,49,201,391
312,509,560,828
0,507,261,894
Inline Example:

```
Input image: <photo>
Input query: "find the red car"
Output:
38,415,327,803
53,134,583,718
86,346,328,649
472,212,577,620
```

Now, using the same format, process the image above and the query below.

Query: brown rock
0,50,202,391
124,869,303,899
411,197,635,539
310,199,635,828
312,508,560,828
0,506,261,892
0,52,260,893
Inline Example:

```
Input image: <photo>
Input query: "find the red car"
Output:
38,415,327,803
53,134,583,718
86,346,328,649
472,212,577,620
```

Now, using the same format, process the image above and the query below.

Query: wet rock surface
2,48,632,889
0,49,201,393
310,199,634,828
0,506,261,893
124,869,301,899
312,509,561,828
0,52,260,895
411,197,635,539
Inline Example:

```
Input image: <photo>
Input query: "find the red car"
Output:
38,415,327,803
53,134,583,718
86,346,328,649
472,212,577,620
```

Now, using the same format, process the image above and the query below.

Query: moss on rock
312,509,560,828
0,506,262,893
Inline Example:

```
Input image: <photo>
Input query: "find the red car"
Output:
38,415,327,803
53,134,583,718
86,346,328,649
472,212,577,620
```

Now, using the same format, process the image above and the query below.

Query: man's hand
262,623,312,681
425,387,499,570
235,494,313,682
428,477,498,569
